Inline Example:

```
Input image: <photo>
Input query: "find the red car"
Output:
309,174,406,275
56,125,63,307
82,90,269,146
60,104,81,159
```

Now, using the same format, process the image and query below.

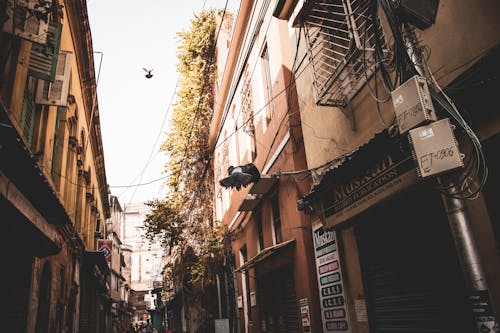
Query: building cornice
208,0,255,150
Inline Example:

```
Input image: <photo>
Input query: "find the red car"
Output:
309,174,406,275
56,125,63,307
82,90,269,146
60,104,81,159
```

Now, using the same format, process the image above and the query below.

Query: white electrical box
408,118,463,178
391,75,437,133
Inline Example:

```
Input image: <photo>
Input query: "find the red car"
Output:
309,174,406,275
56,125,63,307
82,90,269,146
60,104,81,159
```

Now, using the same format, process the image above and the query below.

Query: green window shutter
29,21,62,81
35,51,72,106
21,92,36,146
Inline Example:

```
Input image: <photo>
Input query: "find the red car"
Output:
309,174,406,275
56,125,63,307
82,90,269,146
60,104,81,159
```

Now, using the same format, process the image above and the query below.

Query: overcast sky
87,0,239,206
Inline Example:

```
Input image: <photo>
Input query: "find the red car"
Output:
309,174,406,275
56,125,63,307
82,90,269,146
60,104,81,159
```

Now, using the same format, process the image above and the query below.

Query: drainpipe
441,188,499,331
401,24,499,332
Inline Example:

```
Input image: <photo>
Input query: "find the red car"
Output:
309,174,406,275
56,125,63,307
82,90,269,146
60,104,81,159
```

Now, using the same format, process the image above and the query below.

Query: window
240,68,257,160
59,265,65,299
240,246,252,323
271,195,282,244
256,211,264,251
35,51,72,106
260,45,274,120
51,106,67,189
29,21,62,81
301,0,387,106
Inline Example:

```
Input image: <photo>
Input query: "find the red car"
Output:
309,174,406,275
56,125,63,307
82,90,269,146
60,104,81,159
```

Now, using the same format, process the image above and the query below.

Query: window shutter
2,0,49,44
29,21,62,81
35,51,72,106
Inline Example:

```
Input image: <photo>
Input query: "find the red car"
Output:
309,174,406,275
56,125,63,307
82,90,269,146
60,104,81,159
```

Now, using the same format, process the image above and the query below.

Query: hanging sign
97,239,112,263
312,222,350,332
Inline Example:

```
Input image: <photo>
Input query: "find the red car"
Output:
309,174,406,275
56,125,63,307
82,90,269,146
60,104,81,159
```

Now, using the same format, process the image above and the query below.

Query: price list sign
312,222,350,332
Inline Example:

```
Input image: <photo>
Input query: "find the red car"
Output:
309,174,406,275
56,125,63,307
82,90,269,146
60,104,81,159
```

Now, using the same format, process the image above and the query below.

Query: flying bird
219,163,260,190
143,68,153,79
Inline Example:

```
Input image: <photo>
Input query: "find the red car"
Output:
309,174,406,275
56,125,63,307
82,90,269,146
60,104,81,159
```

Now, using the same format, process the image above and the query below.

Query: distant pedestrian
145,319,153,333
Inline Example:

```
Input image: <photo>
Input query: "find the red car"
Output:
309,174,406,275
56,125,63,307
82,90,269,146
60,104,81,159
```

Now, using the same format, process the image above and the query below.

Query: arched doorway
35,262,52,333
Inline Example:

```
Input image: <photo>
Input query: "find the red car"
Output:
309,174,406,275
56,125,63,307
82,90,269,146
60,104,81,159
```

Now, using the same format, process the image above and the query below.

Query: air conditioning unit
408,118,464,178
391,75,437,134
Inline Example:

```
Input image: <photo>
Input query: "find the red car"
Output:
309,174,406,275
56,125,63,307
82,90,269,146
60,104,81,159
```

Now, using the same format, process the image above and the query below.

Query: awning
0,103,71,225
84,251,110,276
236,239,296,272
298,129,417,227
0,192,61,257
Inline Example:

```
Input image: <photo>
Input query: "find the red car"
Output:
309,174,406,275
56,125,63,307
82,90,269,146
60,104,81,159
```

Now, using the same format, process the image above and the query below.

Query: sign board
312,222,350,332
322,136,417,228
97,239,112,263
250,291,256,307
237,296,243,309
299,298,312,333
215,319,230,333
354,298,368,322
153,280,164,289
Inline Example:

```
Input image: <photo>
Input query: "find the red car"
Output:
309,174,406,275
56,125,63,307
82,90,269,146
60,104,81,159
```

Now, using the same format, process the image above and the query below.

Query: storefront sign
299,298,312,333
354,298,368,322
237,296,243,309
250,291,256,307
97,239,112,263
323,151,416,228
313,222,350,332
215,319,230,333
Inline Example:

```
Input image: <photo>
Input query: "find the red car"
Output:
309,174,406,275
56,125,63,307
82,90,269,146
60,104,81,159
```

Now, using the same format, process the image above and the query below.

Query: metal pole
400,22,499,332
441,187,499,332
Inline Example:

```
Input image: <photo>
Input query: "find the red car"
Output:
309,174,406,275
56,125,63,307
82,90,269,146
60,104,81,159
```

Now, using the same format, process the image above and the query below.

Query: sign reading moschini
323,133,417,227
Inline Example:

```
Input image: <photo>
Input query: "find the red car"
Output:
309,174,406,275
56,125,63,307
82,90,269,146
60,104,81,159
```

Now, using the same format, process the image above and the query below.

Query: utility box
408,118,463,178
391,75,437,133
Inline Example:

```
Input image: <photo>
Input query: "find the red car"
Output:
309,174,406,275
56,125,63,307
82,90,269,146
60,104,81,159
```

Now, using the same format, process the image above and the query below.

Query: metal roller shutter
355,189,475,332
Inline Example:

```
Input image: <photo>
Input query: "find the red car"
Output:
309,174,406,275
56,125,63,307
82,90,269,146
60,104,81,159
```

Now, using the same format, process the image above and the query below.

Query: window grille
301,0,388,107
240,72,255,134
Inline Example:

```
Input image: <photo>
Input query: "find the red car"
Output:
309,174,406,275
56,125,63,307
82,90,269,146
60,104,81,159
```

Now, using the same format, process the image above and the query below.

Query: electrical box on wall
391,75,437,134
409,118,464,178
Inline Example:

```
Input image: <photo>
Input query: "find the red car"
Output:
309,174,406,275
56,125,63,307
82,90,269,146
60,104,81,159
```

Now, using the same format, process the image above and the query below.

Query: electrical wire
123,75,180,203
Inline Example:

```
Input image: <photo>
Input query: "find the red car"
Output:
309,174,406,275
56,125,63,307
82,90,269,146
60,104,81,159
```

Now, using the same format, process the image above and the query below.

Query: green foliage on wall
143,10,234,299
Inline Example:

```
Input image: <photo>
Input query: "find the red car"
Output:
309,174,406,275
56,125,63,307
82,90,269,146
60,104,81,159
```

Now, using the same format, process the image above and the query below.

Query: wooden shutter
29,21,62,81
35,51,72,106
2,0,49,44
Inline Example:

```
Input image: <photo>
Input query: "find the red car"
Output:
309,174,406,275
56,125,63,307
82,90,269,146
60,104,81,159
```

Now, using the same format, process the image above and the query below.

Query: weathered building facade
106,195,133,331
291,0,500,331
211,2,321,332
211,0,500,332
0,0,111,332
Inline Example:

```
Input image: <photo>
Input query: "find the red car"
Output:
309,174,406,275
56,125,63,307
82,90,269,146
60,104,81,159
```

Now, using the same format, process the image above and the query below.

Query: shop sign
323,151,417,228
312,222,350,332
97,239,112,263
215,319,230,333
299,298,312,333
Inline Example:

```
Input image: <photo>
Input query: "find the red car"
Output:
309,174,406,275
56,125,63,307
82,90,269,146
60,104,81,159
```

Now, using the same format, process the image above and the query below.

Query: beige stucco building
1,0,112,332
211,0,500,332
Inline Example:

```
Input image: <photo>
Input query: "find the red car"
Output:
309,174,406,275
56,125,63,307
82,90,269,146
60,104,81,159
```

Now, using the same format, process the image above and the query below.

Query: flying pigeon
219,163,260,190
143,68,153,79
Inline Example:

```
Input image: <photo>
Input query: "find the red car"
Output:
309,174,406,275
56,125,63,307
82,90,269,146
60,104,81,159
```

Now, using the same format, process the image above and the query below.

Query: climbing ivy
143,10,234,303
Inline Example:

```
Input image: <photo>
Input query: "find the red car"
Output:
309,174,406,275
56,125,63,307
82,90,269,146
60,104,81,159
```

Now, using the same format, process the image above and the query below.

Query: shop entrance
355,188,474,332
259,265,299,333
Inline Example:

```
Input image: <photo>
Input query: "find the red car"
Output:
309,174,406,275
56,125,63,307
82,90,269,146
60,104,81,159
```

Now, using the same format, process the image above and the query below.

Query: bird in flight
143,68,153,79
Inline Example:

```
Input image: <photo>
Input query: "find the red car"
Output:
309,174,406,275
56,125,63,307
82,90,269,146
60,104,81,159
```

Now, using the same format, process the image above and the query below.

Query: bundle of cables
368,0,488,199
